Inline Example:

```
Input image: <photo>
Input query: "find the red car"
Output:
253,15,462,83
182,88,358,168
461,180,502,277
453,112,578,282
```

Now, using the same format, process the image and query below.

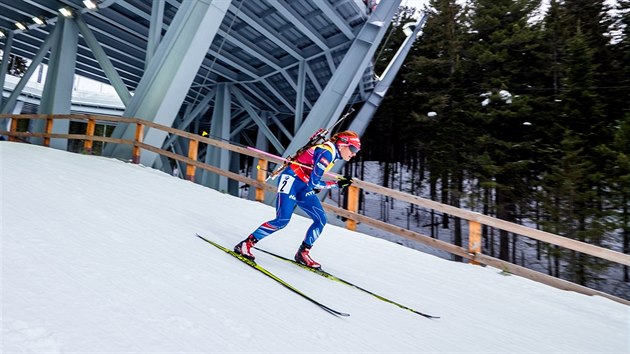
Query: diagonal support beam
333,13,429,175
282,0,402,158
105,0,231,165
34,17,79,150
1,24,60,114
146,0,165,69
0,31,14,98
269,2,328,51
162,87,216,148
232,86,285,153
75,13,132,107
348,13,428,137
202,83,231,191
315,1,355,39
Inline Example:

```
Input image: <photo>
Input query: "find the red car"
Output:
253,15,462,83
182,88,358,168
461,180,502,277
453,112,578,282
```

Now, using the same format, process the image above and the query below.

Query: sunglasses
347,144,360,154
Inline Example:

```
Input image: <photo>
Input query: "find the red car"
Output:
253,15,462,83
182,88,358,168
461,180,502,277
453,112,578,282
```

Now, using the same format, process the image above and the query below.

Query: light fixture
59,7,73,17
83,0,98,10
15,22,27,31
0,30,5,39
32,16,45,25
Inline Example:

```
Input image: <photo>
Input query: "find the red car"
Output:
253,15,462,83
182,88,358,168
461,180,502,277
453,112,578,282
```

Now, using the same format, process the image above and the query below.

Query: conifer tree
462,0,542,261
539,27,613,285
610,0,630,283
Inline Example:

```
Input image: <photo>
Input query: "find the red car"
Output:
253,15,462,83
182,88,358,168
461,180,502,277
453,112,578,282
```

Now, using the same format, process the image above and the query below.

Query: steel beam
105,0,230,165
162,87,216,148
146,0,165,69
202,83,231,191
333,13,428,175
75,13,132,107
1,24,59,114
348,13,428,137
282,0,401,158
0,31,14,99
232,86,285,153
294,59,306,132
32,17,78,149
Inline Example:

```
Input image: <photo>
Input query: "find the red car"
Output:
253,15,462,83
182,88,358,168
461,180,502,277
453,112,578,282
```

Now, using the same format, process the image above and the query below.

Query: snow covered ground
2,141,628,353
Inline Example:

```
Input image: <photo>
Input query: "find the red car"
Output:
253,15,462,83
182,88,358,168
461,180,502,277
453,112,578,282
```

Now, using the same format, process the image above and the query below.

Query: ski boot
295,243,321,269
234,235,257,260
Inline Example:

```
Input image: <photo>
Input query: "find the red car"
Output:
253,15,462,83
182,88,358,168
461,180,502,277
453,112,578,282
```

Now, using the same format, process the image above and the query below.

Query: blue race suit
250,141,340,246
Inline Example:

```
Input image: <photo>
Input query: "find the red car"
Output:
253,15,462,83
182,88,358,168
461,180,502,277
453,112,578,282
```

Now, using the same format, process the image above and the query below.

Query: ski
196,234,349,317
255,247,439,319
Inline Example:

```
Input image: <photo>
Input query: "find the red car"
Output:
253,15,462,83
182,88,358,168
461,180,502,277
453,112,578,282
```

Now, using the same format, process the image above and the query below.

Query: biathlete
234,130,362,268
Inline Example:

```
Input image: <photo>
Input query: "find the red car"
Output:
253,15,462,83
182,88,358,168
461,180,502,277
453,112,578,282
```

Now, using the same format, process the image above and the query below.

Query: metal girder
332,12,429,176
283,0,401,158
202,83,231,191
269,1,328,51
236,82,285,113
316,1,355,39
232,86,285,153
162,87,216,148
305,63,323,93
145,0,164,69
37,17,77,115
229,111,252,139
114,0,152,22
81,14,146,58
259,77,295,112
1,24,60,114
232,6,302,60
92,7,148,40
0,31,14,98
347,13,428,137
207,48,257,79
75,13,131,106
34,16,79,149
106,0,231,165
294,59,306,132
217,28,284,75
270,113,293,141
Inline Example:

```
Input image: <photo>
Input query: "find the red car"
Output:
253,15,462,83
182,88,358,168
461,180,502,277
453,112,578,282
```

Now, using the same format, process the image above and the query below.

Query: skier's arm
307,147,337,190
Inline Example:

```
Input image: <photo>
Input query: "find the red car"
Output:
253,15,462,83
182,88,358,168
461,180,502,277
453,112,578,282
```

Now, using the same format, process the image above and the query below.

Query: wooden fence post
43,115,54,147
186,140,199,181
469,220,482,265
256,159,268,202
9,117,18,142
346,185,360,231
132,123,144,164
84,118,96,154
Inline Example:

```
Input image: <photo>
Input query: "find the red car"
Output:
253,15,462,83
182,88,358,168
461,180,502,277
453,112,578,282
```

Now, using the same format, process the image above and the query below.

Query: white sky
2,141,628,353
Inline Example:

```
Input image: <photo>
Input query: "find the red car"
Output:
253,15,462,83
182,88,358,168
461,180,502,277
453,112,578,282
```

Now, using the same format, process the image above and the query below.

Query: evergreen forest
360,0,630,299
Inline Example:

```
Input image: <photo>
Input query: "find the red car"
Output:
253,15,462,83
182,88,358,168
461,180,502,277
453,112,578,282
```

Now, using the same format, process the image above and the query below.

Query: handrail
2,113,628,305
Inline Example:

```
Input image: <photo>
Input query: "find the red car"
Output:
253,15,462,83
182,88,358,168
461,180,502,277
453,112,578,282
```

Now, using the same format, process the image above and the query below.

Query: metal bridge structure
0,0,426,194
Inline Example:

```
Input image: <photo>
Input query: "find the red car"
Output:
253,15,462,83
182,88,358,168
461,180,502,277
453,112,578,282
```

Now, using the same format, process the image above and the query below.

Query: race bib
278,175,295,194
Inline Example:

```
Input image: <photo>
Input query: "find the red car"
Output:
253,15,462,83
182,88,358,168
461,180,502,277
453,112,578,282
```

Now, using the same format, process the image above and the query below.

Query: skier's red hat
334,131,361,153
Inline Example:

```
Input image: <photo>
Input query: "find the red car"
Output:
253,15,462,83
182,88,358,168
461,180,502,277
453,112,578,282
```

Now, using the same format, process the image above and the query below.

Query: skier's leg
234,191,296,259
296,190,327,246
237,173,300,250
250,191,296,240
294,190,326,268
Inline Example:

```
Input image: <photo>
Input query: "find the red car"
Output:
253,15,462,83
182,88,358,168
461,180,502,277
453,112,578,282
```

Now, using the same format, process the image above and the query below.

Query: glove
337,175,353,189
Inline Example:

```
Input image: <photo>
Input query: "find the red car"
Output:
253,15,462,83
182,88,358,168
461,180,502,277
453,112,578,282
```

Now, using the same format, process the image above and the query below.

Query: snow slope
2,142,628,353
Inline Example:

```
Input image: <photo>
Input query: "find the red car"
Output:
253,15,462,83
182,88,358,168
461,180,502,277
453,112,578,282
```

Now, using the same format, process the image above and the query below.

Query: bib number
278,175,295,194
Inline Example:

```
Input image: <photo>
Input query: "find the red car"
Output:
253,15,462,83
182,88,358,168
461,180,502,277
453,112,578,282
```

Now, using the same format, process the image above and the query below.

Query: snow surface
2,141,628,354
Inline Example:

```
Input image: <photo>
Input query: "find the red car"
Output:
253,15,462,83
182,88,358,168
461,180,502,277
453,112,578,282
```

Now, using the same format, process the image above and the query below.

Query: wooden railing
2,113,629,305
